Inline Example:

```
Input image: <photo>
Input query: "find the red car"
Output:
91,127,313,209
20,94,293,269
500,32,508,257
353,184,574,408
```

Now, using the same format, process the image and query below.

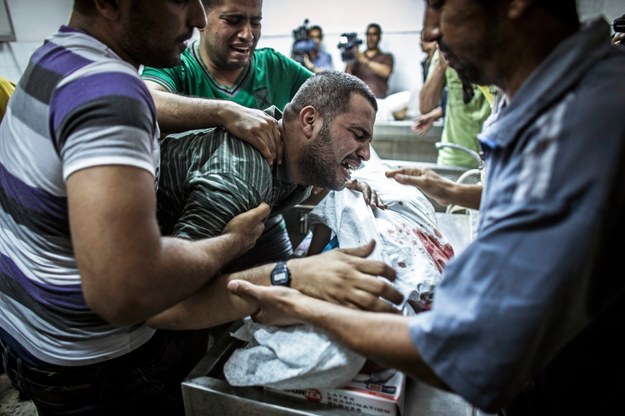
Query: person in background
0,75,15,121
411,40,447,136
142,0,313,267
149,71,403,331
302,25,334,73
613,13,625,45
420,39,437,82
226,1,625,415
419,45,491,169
345,23,394,98
0,1,265,414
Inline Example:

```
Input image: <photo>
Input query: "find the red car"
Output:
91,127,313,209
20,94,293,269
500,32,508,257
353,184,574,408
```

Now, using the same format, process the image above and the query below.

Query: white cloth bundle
224,151,454,389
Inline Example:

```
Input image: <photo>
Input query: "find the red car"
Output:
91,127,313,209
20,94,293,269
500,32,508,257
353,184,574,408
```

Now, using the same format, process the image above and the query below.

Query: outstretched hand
385,167,455,207
290,240,403,312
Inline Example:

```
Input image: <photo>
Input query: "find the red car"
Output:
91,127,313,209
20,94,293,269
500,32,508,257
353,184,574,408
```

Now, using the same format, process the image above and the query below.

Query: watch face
271,262,291,286
272,271,290,285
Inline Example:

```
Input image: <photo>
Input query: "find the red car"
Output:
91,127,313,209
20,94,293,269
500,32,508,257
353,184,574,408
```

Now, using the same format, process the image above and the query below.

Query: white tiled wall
0,0,622,88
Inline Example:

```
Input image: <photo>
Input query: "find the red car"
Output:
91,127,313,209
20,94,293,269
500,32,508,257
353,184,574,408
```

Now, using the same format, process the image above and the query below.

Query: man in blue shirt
227,1,625,415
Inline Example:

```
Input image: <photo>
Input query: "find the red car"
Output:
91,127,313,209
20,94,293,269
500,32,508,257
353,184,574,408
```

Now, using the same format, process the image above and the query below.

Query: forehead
333,94,376,131
208,0,262,15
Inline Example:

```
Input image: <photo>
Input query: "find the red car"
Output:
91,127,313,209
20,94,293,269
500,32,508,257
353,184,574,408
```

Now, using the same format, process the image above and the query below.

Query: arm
356,50,393,79
419,50,447,114
226,279,449,390
144,80,282,165
147,240,404,329
385,167,482,210
69,165,269,326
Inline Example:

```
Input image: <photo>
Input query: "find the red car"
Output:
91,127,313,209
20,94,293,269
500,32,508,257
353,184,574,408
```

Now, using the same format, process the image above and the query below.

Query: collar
479,18,612,149
262,106,294,184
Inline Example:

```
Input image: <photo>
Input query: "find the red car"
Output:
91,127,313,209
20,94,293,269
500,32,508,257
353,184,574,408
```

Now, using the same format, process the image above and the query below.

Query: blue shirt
312,51,334,71
409,18,625,412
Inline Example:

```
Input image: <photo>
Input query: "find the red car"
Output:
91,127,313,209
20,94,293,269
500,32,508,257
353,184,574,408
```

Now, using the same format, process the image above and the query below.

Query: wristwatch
270,261,291,286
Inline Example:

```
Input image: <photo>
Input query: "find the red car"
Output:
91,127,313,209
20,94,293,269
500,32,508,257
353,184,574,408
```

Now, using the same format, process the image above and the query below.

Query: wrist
214,100,237,126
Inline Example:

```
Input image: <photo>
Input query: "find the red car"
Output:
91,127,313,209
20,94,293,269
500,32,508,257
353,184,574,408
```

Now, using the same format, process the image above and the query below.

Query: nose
357,143,371,162
422,6,441,43
189,0,207,31
238,22,255,41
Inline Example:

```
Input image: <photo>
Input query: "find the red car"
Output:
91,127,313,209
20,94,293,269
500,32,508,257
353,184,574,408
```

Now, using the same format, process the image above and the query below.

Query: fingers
385,168,423,178
339,239,376,258
255,116,281,166
250,201,271,221
227,279,254,298
227,279,261,310
369,190,387,209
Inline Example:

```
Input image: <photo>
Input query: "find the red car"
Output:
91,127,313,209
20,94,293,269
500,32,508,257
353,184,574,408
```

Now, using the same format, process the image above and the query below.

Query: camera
291,19,316,64
337,32,363,62
614,14,625,33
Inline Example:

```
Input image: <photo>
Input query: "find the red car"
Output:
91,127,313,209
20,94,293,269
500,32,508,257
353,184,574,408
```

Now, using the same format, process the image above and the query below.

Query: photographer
291,23,333,73
305,26,334,73
345,23,394,98
613,14,625,45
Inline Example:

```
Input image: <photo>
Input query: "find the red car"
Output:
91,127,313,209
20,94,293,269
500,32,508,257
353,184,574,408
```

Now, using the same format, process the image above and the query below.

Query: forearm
148,263,274,329
448,183,482,210
365,59,392,78
150,89,239,134
419,64,446,114
90,231,247,326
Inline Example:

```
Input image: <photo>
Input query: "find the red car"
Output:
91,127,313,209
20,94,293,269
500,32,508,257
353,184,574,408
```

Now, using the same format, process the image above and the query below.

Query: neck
498,13,578,98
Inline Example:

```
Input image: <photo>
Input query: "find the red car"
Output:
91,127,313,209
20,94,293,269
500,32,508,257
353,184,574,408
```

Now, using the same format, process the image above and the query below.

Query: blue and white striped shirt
0,26,159,366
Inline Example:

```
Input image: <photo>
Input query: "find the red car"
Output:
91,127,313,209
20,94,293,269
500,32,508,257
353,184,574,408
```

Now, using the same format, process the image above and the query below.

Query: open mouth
340,159,360,180
231,45,251,55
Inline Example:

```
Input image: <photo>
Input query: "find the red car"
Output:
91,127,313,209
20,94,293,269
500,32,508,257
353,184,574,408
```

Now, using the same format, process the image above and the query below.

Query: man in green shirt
142,0,313,263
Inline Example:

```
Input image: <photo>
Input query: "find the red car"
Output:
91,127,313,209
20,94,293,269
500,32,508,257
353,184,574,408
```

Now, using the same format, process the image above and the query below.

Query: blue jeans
1,329,208,416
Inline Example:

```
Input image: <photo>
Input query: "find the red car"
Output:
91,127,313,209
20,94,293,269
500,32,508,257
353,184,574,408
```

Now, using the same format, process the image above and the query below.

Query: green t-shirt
429,50,492,169
142,42,313,111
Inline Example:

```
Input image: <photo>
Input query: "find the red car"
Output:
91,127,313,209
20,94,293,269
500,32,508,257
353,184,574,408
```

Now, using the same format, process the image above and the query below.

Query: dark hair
535,0,579,27
309,25,323,37
367,23,382,36
73,0,95,14
202,0,263,10
283,71,377,124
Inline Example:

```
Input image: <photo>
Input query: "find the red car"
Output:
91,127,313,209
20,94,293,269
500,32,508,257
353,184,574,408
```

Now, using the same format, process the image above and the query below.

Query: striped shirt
157,107,311,242
0,26,159,366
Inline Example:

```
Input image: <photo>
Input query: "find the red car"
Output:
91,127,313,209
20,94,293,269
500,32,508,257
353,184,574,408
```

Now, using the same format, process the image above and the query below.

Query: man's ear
94,0,121,20
299,106,317,139
508,0,533,19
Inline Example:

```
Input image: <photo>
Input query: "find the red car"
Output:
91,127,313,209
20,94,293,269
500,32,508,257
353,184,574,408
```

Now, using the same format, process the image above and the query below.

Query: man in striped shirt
149,71,396,330
0,4,401,414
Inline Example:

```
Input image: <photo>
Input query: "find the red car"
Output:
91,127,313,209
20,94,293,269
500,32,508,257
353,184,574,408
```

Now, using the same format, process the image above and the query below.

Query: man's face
298,94,375,190
309,28,322,51
200,0,262,71
120,0,206,68
365,27,380,50
422,0,500,85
